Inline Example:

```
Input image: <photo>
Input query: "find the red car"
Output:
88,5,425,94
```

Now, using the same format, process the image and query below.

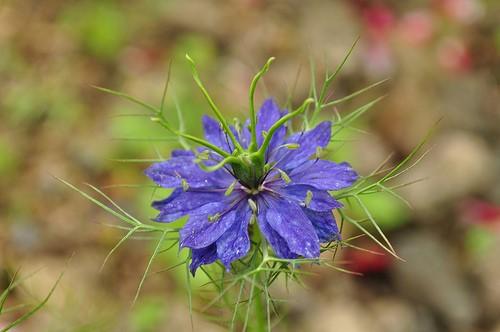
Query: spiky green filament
197,156,240,172
185,54,244,152
248,57,275,152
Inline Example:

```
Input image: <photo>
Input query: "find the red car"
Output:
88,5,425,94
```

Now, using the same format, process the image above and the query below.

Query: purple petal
277,185,343,211
180,202,240,249
171,149,194,157
256,99,287,160
256,198,297,259
273,121,331,170
144,152,232,189
202,115,232,152
190,244,218,276
256,99,281,144
260,196,320,258
302,208,341,242
216,203,252,269
152,189,232,222
290,160,358,190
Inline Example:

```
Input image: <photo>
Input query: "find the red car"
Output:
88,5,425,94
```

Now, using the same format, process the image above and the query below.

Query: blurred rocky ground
0,0,499,331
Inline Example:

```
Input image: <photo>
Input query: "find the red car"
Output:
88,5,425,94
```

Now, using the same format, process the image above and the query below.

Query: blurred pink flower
460,199,500,226
437,37,472,73
360,40,395,77
398,10,435,46
435,0,484,24
362,5,395,41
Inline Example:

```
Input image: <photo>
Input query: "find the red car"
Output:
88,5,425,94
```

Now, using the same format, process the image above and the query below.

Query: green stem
248,223,268,332
252,290,266,332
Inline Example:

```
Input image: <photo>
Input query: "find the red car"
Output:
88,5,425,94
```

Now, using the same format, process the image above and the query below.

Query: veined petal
302,208,341,242
256,99,281,145
144,150,232,189
273,121,331,170
290,160,358,190
256,199,297,259
257,99,287,160
190,244,218,276
261,196,320,258
278,185,343,211
180,202,240,249
202,115,232,152
216,203,252,269
152,189,234,222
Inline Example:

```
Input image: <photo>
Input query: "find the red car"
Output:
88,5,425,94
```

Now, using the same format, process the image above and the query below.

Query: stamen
315,146,324,159
284,143,300,150
181,179,189,191
225,180,237,196
208,213,221,223
305,190,313,208
277,168,291,184
233,117,241,134
248,198,258,214
195,150,210,162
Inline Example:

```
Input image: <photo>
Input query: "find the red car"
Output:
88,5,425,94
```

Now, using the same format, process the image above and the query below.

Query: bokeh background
1,0,499,331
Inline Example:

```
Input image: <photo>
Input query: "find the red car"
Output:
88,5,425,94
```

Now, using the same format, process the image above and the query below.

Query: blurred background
0,0,499,331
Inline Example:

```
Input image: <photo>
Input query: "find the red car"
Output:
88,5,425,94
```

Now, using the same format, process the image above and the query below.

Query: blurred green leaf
348,191,410,231
465,226,495,256
60,1,128,59
130,296,168,332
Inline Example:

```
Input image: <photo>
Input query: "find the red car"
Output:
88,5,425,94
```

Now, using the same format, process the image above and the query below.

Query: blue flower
145,99,358,275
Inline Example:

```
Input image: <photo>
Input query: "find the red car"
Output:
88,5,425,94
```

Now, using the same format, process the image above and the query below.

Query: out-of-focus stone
391,231,480,330
299,298,380,332
400,131,494,216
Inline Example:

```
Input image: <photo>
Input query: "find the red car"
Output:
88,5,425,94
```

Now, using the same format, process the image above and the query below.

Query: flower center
230,153,266,190
243,185,264,195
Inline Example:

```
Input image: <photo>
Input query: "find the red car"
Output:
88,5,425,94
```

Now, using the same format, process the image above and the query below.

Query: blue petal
190,244,218,276
257,99,287,160
260,196,320,258
171,149,194,157
144,151,232,189
277,185,343,211
202,116,244,152
256,198,297,259
273,121,331,170
179,202,240,249
216,203,252,269
202,115,232,152
290,160,358,190
302,208,341,242
152,189,232,222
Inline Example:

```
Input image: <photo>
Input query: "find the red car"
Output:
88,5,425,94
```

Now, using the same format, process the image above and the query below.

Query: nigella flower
145,99,358,275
